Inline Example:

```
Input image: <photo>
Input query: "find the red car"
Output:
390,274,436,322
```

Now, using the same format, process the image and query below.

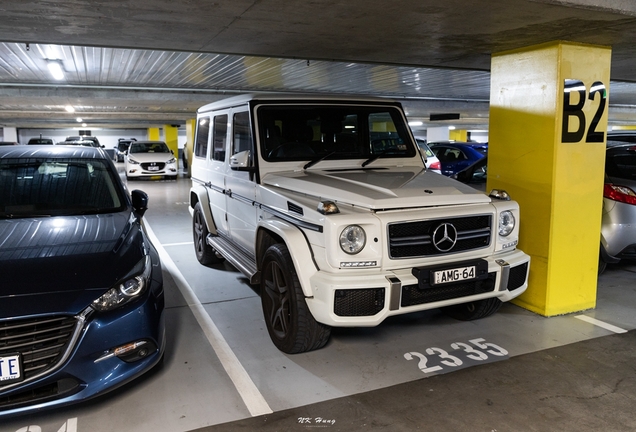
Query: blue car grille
388,215,492,258
0,315,79,386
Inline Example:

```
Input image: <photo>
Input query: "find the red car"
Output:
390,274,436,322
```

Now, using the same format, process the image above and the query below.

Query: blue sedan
429,141,487,176
0,146,165,417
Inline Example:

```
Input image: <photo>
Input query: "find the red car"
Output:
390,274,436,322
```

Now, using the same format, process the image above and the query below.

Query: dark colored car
115,138,137,162
65,136,102,148
27,138,54,145
58,139,101,147
429,141,488,176
0,146,165,417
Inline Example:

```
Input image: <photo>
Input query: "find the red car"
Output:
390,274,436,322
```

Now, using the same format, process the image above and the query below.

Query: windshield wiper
303,151,337,170
361,151,388,167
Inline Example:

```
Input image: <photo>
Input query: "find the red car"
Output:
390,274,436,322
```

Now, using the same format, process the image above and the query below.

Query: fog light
95,339,157,364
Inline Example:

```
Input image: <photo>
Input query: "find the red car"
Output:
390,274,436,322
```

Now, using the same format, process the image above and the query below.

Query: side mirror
230,150,254,171
131,190,149,217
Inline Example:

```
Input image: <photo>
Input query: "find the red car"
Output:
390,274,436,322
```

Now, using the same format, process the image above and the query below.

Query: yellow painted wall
488,41,611,316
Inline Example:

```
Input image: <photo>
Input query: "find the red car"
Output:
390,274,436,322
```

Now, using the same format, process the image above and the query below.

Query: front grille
334,288,385,316
141,162,165,171
401,273,497,307
0,315,79,386
507,262,529,291
388,215,492,258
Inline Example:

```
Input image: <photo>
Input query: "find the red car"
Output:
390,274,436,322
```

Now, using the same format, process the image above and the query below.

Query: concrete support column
147,128,160,141
163,125,179,165
488,41,611,316
449,129,467,141
185,118,196,177
427,126,450,142
2,127,18,142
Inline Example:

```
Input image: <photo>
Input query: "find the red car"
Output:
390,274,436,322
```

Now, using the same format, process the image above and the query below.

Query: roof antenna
26,43,30,51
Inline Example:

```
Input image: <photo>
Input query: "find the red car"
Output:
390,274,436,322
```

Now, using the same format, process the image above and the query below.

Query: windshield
130,142,170,154
257,104,416,163
0,158,126,218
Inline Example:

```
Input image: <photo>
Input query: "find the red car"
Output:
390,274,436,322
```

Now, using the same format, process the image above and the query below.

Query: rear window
606,145,636,180
0,158,125,218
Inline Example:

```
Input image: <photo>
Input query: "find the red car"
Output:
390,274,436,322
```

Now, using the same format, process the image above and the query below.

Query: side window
212,115,228,162
194,116,210,158
232,111,253,157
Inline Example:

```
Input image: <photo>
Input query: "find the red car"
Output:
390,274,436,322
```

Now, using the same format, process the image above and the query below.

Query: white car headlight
339,225,366,254
92,255,151,312
127,157,140,165
167,157,176,164
498,211,515,236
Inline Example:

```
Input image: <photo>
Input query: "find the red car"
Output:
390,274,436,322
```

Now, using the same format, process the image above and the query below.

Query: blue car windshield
0,158,126,218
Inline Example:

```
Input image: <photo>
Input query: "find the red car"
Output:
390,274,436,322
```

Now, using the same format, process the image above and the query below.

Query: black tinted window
233,112,252,155
195,116,210,158
212,115,227,161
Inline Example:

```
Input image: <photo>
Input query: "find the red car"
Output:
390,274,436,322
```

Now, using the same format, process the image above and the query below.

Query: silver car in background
600,132,636,273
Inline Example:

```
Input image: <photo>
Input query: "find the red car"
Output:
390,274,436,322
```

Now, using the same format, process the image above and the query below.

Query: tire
261,244,331,353
442,297,502,321
192,202,223,265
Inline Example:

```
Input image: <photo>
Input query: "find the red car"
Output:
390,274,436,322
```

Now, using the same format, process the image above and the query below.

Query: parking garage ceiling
1,0,636,130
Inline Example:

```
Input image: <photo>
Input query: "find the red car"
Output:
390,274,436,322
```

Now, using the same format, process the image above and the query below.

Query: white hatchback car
125,140,177,180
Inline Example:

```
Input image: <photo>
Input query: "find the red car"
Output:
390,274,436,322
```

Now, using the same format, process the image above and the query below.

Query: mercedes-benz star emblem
432,223,457,252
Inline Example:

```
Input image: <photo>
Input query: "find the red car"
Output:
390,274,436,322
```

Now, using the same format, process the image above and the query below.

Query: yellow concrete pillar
488,41,611,316
449,129,468,141
147,128,160,141
163,125,179,164
185,118,196,177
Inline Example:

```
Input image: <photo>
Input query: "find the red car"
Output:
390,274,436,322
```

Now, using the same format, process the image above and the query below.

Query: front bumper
306,249,530,326
127,163,177,178
0,283,165,418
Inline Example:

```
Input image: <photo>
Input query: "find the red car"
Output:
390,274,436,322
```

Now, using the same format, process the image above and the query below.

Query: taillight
429,161,441,170
604,183,636,205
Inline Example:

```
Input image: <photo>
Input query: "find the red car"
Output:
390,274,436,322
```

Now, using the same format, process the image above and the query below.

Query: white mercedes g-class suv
189,94,530,354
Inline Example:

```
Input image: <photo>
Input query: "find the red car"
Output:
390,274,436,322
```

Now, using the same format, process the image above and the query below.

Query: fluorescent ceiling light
47,61,64,80
65,105,75,113
449,126,456,130
82,123,87,127
409,121,423,127
76,117,83,122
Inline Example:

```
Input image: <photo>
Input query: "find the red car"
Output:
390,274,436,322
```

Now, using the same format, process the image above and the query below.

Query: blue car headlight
92,255,151,312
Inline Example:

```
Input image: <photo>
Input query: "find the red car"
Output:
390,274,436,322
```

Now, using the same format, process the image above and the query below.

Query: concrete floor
3,168,636,432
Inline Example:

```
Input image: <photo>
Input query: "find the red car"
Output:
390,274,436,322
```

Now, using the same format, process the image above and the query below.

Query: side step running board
206,234,260,284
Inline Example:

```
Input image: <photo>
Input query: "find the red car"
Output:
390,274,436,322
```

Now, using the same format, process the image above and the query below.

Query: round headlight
339,225,366,254
498,211,515,236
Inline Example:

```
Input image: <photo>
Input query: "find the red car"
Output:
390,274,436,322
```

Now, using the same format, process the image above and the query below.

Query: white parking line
575,315,628,334
144,222,273,417
162,241,194,247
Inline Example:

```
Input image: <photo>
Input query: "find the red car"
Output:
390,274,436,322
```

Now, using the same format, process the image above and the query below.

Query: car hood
128,152,174,163
0,211,145,317
262,167,491,209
